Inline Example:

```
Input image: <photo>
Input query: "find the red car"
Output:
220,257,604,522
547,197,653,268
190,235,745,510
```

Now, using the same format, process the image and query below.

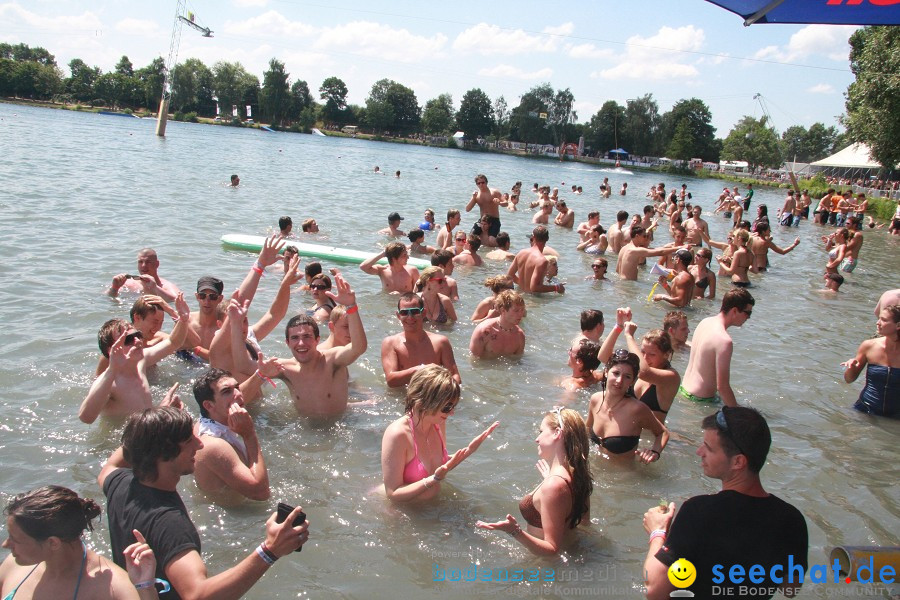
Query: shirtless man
407,229,436,256
485,232,515,261
507,226,565,294
452,234,484,267
79,293,191,423
469,290,526,358
683,206,710,246
748,222,799,273
679,288,754,407
435,209,461,250
466,174,504,240
652,249,694,308
108,248,182,302
381,293,461,387
430,250,460,301
278,216,293,237
244,275,367,416
577,211,601,242
663,311,690,351
192,367,270,503
778,191,798,227
318,304,351,351
554,200,575,228
359,242,420,293
532,201,553,225
616,226,680,281
379,212,406,237
842,216,864,273
607,211,629,254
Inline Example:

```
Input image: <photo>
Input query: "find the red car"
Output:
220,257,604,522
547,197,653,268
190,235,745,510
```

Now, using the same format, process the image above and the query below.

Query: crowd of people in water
3,171,898,599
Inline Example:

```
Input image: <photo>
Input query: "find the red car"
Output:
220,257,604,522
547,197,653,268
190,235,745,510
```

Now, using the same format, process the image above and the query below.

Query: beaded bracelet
649,529,667,543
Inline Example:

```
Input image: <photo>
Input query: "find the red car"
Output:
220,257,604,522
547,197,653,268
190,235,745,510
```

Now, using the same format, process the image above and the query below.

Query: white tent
811,143,896,169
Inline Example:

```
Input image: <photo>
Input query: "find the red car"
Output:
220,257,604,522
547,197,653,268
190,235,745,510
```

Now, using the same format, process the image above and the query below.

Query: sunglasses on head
715,407,747,457
196,292,221,300
398,307,424,317
124,330,143,346
612,348,630,360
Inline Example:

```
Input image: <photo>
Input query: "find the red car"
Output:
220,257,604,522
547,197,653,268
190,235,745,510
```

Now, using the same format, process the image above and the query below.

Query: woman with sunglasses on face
381,365,498,502
476,408,592,556
415,267,456,325
690,247,717,300
307,273,336,323
586,351,669,463
452,232,467,256
1,486,160,599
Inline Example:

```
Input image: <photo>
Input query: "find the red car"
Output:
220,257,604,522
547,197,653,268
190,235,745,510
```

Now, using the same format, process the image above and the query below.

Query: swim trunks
840,257,856,273
732,280,751,288
472,215,501,237
677,384,720,403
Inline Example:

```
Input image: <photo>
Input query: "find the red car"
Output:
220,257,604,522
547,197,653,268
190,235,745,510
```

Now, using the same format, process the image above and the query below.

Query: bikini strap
407,414,420,459
73,541,86,600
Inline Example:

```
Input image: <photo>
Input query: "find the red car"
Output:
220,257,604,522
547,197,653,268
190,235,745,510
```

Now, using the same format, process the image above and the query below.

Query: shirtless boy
683,206,710,246
485,232,516,261
469,290,526,359
507,226,565,294
360,242,420,293
436,209,461,250
466,174,505,239
378,212,406,237
679,288,754,407
607,211,629,254
381,293,461,387
616,226,680,281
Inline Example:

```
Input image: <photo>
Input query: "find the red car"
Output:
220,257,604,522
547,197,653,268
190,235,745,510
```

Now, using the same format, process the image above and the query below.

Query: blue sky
0,0,858,137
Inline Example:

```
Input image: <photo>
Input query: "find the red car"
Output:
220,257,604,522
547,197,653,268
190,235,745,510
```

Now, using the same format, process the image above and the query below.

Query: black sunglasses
196,292,221,300
398,307,424,317
310,284,330,290
441,401,458,414
715,407,747,457
124,331,144,346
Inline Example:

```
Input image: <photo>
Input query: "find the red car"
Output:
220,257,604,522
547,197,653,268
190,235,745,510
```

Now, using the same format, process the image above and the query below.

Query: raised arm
236,236,286,305
598,308,629,363
327,275,368,367
143,294,191,365
359,250,387,276
252,255,302,341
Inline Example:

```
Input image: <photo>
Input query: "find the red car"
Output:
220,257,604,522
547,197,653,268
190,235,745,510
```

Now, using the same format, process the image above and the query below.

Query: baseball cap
388,212,404,222
197,276,224,294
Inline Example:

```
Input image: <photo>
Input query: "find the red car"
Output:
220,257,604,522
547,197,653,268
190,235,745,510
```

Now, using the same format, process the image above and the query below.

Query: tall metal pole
156,0,185,137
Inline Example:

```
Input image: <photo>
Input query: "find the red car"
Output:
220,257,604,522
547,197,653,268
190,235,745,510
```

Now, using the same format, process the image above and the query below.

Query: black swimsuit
695,276,709,291
639,384,668,415
590,430,640,454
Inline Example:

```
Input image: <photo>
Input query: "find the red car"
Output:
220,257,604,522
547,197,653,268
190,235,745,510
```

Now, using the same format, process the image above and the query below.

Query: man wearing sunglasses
107,247,182,302
466,174,505,240
642,406,807,599
680,288,754,407
381,293,461,388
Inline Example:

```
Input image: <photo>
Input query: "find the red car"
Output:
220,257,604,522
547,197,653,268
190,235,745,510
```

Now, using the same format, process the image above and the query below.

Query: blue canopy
608,148,629,155
704,0,900,26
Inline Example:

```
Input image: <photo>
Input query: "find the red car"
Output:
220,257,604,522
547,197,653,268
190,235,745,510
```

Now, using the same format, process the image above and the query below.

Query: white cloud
313,21,447,63
478,64,553,80
224,11,316,38
0,3,102,33
753,24,857,63
114,18,159,37
543,22,574,36
453,22,567,56
807,83,835,94
567,43,615,60
233,0,269,7
595,25,704,81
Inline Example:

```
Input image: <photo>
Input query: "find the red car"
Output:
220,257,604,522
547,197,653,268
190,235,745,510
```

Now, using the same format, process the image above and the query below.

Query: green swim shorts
677,384,720,403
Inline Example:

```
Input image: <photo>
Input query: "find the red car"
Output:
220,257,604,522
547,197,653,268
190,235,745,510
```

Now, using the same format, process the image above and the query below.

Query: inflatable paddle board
221,234,432,268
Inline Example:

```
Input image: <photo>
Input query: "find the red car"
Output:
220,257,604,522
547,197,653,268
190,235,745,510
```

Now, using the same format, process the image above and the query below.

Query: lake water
0,103,897,599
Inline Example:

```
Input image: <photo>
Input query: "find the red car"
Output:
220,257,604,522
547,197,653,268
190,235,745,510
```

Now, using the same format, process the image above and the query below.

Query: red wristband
345,304,359,315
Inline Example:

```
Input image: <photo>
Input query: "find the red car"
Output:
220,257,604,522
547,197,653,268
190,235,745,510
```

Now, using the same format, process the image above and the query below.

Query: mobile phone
125,274,141,280
276,502,306,553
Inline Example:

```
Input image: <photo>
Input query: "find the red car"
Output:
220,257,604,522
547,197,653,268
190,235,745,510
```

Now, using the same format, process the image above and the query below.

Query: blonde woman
416,267,456,325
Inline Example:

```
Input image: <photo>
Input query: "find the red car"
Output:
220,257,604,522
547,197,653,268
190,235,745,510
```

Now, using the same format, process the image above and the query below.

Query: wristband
650,449,661,459
423,476,433,489
613,324,623,333
433,471,444,481
193,346,204,355
255,369,277,388
649,529,667,543
256,543,277,565
251,262,264,276
135,579,171,593
508,524,522,538
345,303,359,315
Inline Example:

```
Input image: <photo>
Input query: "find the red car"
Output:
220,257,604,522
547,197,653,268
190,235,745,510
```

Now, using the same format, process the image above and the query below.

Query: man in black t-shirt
99,407,309,599
641,407,808,600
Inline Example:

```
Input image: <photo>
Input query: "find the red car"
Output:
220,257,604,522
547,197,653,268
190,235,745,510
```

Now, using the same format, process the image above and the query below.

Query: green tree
844,26,900,170
586,100,625,155
666,120,694,161
622,94,661,156
492,95,509,139
319,76,348,126
804,122,840,162
0,58,15,96
660,98,718,161
546,88,576,146
135,57,165,109
721,116,782,170
456,88,494,140
781,125,808,162
510,84,552,145
290,80,313,119
364,78,420,135
422,93,454,135
259,58,291,125
66,59,101,103
171,58,215,114
212,61,257,119
115,56,134,77
0,43,56,66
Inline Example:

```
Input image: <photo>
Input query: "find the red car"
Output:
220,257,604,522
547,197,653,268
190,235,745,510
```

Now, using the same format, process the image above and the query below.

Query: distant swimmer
108,248,182,302
408,229,437,256
379,212,406,237
554,200,574,228
680,288,754,407
359,242,420,293
507,226,565,294
469,290,526,358
301,218,319,233
466,174,505,240
230,174,240,186
279,215,293,237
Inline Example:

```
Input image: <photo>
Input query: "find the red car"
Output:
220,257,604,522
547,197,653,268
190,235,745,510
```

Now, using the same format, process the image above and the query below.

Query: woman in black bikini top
585,350,669,463
622,325,682,424
690,247,717,300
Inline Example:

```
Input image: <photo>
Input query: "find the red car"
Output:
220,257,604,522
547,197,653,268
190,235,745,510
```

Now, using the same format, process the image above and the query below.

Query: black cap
388,212,404,222
197,276,224,294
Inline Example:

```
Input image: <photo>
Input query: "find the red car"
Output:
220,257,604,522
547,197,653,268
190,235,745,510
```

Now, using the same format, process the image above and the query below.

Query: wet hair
98,318,129,358
721,288,755,314
466,234,481,253
283,245,298,258
122,407,194,482
591,224,606,235
405,364,460,419
701,406,771,473
475,173,488,184
397,291,424,312
733,229,750,245
310,273,332,289
644,205,654,216
285,314,320,341
695,246,712,261
616,210,628,223
305,261,322,278
495,232,510,248
494,289,525,312
664,311,687,332
193,367,233,418
757,204,768,217
755,221,770,234
446,209,460,222
674,249,693,268
531,225,549,243
130,297,159,322
642,329,673,359
672,225,687,237
588,211,599,219
605,351,640,381
545,408,592,529
483,275,514,294
883,304,900,341
580,309,603,331
574,340,601,371
279,216,292,230
592,257,608,269
385,242,407,263
301,219,317,232
630,225,645,238
408,229,425,242
431,249,453,267
5,486,102,542
739,220,751,230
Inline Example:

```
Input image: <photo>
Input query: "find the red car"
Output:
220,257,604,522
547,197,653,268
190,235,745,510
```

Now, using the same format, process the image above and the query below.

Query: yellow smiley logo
667,558,696,588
